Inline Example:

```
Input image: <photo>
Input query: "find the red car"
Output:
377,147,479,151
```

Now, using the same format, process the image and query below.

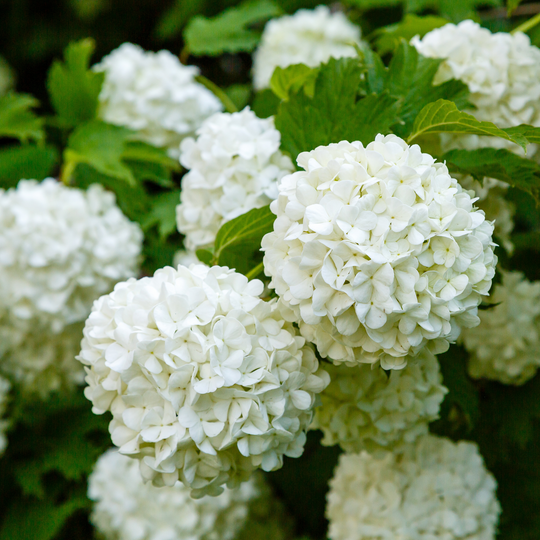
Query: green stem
195,75,238,114
511,12,540,34
245,262,264,281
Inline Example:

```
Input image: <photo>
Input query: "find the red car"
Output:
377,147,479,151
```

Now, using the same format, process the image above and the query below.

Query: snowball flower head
412,21,540,130
312,349,447,453
78,264,329,496
0,376,10,456
327,434,501,540
89,449,261,540
462,270,540,385
252,6,361,90
262,135,496,369
176,108,294,251
95,43,222,156
0,179,142,336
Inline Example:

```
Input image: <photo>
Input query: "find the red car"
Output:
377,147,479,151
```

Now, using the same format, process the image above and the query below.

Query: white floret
78,264,330,496
252,5,361,90
0,179,142,395
0,376,10,456
176,108,294,251
262,135,497,369
95,43,223,157
88,449,260,540
327,434,501,540
312,349,447,453
462,269,540,385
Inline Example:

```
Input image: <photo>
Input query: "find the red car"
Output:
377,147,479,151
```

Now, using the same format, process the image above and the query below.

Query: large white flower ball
412,20,540,131
462,270,540,385
252,6,361,91
89,449,260,540
262,135,497,369
326,434,501,540
312,349,447,453
78,264,330,496
95,43,223,157
176,108,294,252
0,376,10,456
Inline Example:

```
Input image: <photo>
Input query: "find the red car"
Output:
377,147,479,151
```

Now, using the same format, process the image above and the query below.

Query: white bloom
327,434,501,540
312,349,447,453
95,43,223,157
78,264,329,496
176,108,294,251
252,5,361,90
412,20,540,131
0,179,142,395
89,449,260,540
0,56,14,96
0,376,10,456
262,136,497,369
462,270,540,385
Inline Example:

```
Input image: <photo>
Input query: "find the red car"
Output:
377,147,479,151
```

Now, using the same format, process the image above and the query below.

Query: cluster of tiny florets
0,376,10,456
0,179,142,394
262,135,496,369
312,349,447,453
252,6,361,90
176,108,294,252
88,449,260,540
78,264,329,496
326,434,501,540
95,43,223,156
462,270,540,385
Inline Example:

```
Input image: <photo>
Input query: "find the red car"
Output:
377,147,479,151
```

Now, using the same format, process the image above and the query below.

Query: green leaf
122,141,178,187
141,190,181,239
0,145,58,187
275,57,401,159
443,148,540,203
154,0,206,40
407,99,530,149
372,14,449,56
0,93,44,143
214,206,275,275
196,249,214,265
224,84,252,111
270,64,318,101
252,89,281,119
64,120,135,185
507,0,523,14
184,0,282,56
46,39,104,128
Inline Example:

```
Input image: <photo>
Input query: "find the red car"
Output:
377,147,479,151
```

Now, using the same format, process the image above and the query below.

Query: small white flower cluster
412,20,540,131
78,264,329,496
0,56,14,96
0,179,142,394
0,376,10,456
312,349,447,453
326,434,501,540
176,108,294,252
462,270,540,385
89,449,259,540
252,5,361,90
95,43,223,157
262,136,496,369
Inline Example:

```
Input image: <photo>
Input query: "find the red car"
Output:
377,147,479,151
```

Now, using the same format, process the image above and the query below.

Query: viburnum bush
1,1,540,539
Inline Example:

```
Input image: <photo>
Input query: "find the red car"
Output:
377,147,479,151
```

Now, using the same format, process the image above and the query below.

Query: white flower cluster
0,376,10,456
0,179,142,394
78,264,329,496
412,20,540,131
252,5,361,90
312,349,447,453
176,108,294,252
327,434,501,540
0,56,14,96
262,136,496,369
462,270,540,385
89,449,259,540
95,43,223,157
